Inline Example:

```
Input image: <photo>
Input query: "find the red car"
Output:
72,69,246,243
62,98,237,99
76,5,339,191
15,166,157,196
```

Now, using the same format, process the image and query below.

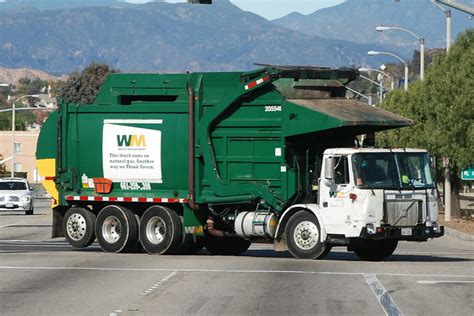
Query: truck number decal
265,105,282,112
120,182,152,191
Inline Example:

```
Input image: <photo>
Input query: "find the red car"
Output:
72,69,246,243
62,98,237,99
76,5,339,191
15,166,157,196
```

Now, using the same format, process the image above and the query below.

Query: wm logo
117,135,146,147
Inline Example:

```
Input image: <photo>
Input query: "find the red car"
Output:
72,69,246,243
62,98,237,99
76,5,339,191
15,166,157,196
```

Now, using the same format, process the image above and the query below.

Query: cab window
334,156,349,184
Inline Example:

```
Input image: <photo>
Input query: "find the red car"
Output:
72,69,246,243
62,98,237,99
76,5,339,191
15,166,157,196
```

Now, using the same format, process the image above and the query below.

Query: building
0,130,40,182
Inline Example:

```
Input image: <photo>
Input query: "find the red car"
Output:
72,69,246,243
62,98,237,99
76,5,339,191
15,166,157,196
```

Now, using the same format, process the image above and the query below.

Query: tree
377,29,474,215
56,63,117,104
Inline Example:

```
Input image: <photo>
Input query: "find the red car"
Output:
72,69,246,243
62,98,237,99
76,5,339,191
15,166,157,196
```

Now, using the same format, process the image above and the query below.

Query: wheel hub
146,216,166,245
66,213,87,241
293,221,319,250
102,216,121,244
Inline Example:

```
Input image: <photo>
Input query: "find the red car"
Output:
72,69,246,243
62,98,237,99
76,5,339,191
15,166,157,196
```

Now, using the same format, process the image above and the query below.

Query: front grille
384,199,423,226
8,196,20,202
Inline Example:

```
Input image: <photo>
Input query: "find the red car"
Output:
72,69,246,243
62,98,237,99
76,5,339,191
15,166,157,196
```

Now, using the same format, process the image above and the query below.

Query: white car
0,178,34,215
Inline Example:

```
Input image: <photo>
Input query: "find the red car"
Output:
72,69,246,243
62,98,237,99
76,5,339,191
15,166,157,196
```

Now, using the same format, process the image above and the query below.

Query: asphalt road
1,199,473,316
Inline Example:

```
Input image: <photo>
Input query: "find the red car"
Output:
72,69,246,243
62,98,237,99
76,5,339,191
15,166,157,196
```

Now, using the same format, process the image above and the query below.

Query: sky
126,0,346,20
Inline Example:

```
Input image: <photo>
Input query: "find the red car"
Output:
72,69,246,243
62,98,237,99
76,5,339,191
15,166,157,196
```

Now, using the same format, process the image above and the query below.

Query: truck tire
285,211,326,259
204,234,251,256
63,207,96,249
139,205,182,254
316,245,332,259
168,234,204,255
351,239,398,261
95,205,139,253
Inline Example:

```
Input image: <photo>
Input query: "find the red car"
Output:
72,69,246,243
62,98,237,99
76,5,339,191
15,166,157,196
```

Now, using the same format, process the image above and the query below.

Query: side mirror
324,157,335,184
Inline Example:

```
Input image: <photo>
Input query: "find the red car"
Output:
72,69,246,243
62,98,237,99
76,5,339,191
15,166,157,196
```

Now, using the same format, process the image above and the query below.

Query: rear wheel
351,239,398,261
63,207,96,248
139,206,182,254
204,234,251,256
95,205,139,253
285,211,326,259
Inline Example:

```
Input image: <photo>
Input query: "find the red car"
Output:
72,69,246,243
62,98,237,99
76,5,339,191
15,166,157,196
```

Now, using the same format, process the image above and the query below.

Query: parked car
0,178,34,215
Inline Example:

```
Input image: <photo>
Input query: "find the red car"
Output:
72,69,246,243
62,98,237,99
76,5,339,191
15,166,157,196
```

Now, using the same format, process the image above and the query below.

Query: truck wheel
168,234,204,255
96,205,139,253
204,234,251,256
139,206,182,254
63,207,96,248
351,239,398,261
316,245,332,259
285,211,326,259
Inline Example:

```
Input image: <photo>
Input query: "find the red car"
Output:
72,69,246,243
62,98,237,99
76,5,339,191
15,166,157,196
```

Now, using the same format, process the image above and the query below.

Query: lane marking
0,240,71,244
328,248,474,256
0,241,472,256
0,222,25,228
110,272,178,315
0,244,74,248
0,266,472,279
140,271,178,296
417,280,474,284
364,273,402,316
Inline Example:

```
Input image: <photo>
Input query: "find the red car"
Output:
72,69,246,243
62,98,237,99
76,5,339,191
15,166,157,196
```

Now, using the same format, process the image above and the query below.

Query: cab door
319,155,353,234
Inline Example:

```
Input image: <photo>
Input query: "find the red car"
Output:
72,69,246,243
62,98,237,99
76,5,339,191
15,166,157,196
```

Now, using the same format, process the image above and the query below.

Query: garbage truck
36,65,444,260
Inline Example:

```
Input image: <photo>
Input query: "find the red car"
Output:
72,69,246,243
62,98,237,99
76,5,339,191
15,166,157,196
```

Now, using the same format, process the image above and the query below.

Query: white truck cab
274,148,444,261
319,148,443,242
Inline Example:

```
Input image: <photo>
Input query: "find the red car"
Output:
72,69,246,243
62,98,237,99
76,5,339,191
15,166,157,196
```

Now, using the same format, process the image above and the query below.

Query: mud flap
51,207,65,238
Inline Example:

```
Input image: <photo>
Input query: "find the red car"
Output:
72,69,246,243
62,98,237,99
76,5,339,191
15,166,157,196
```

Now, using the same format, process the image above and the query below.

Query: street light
359,67,395,91
368,50,409,91
376,25,425,81
433,1,452,53
345,86,373,106
433,0,474,15
8,94,40,177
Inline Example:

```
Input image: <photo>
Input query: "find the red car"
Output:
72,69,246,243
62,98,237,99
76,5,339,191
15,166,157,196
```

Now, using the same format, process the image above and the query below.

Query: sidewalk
440,216,474,242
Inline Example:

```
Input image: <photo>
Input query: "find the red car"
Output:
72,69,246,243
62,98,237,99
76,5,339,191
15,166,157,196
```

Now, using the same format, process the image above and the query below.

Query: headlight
22,196,31,202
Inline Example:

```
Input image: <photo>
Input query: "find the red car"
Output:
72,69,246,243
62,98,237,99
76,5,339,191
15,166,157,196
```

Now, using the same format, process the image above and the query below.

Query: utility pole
443,157,451,222
446,9,452,52
434,1,453,53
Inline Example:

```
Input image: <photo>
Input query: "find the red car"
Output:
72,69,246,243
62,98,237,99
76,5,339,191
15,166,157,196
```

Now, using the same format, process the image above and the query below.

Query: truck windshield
352,153,434,190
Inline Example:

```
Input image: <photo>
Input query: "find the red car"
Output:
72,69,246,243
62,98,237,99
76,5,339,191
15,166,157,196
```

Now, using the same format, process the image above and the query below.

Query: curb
444,227,474,242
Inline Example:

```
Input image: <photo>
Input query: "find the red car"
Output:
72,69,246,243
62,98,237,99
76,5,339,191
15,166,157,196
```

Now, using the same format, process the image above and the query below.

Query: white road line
364,273,402,316
252,245,474,256
330,249,474,256
0,241,472,256
417,280,474,284
0,244,72,248
140,271,178,296
0,266,472,279
393,250,474,256
0,222,25,228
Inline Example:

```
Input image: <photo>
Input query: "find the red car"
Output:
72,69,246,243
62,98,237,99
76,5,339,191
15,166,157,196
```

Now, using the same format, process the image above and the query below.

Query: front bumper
359,225,444,241
0,202,32,211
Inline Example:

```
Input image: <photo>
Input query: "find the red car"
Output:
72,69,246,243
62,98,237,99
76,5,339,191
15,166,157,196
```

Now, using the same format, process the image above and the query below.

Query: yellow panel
36,158,59,208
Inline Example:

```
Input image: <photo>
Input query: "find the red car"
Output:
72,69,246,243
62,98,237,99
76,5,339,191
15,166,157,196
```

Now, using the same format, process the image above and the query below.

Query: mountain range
0,0,472,75
274,0,474,50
